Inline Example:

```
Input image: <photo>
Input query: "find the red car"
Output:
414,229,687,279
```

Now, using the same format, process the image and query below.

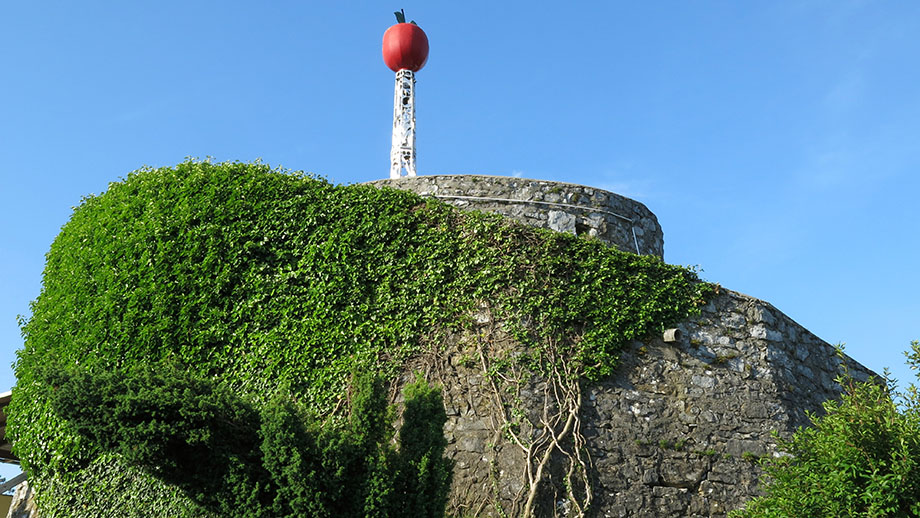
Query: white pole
390,69,417,178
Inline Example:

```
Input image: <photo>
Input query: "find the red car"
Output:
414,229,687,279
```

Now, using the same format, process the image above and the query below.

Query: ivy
9,160,711,516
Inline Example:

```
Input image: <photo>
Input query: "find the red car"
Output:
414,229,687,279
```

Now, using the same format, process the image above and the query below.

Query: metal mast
390,69,417,178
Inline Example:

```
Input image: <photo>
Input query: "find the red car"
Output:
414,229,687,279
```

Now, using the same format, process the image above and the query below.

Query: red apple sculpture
382,9,429,72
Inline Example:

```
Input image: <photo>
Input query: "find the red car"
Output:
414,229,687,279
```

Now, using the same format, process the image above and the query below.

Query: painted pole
383,10,429,178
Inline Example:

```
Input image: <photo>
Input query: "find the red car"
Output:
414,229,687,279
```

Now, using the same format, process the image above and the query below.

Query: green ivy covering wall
9,161,711,516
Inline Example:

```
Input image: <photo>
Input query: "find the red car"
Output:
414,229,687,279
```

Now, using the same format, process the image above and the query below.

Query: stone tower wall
8,176,875,517
368,175,665,258
429,289,875,517
373,174,875,516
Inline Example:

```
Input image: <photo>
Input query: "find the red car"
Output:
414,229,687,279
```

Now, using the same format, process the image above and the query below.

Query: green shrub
50,364,449,518
392,375,452,518
733,343,920,517
9,160,710,516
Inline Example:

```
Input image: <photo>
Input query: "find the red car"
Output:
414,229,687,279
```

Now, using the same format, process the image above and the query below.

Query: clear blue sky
2,1,919,477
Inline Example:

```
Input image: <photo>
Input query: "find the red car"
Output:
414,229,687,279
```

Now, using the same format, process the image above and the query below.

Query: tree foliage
735,342,920,518
50,365,451,518
9,160,710,515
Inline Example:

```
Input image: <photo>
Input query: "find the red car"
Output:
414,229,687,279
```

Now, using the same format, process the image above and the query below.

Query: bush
734,342,920,517
51,364,451,518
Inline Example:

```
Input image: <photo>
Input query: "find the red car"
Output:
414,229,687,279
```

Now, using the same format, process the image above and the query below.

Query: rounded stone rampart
368,175,664,257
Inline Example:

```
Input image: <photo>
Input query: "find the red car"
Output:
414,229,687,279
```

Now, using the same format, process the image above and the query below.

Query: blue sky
2,1,919,477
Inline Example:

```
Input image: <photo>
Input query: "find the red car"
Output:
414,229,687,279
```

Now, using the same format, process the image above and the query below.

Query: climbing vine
10,160,711,516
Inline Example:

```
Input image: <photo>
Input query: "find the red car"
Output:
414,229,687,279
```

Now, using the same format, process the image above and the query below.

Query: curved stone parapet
367,175,664,258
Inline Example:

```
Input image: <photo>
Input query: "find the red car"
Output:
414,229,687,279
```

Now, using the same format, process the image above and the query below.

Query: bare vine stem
474,307,592,517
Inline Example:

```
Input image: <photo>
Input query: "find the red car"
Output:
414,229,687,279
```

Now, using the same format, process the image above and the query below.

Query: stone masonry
6,481,36,518
429,289,874,517
368,175,664,258
375,174,875,516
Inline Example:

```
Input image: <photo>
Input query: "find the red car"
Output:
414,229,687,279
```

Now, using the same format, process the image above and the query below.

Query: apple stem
393,9,418,25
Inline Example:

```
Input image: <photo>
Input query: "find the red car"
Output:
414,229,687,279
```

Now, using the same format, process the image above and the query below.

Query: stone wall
6,481,36,518
426,289,874,517
368,175,665,258
9,176,875,517
9,288,874,518
373,173,873,515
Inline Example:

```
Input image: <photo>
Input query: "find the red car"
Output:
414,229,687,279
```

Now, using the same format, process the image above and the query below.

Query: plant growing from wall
9,160,711,516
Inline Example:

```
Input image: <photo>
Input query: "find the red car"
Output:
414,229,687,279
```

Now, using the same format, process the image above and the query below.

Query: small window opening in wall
575,222,591,236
